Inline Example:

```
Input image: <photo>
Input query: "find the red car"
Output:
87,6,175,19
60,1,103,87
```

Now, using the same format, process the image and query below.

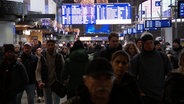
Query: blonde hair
124,41,140,57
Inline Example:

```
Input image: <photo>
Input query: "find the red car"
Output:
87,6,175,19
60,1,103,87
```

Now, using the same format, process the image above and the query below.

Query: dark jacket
109,72,143,104
0,61,29,104
20,53,38,84
62,49,89,98
100,44,122,61
40,52,64,85
171,46,183,69
129,50,172,100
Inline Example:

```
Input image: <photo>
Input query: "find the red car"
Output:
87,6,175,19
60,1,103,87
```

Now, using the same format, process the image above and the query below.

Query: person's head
23,42,32,54
62,46,69,55
83,58,115,101
3,44,16,61
14,44,20,52
154,40,162,51
124,42,139,57
173,39,181,49
178,49,184,68
70,40,84,53
111,50,130,79
36,48,42,56
108,32,119,49
141,32,154,52
46,40,56,55
42,40,47,49
135,38,142,50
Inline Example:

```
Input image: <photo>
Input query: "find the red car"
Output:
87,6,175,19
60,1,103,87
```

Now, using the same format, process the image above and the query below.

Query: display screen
85,24,110,34
61,3,132,24
145,20,172,28
178,0,184,18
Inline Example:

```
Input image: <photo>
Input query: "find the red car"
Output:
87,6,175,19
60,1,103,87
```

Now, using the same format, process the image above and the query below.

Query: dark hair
154,40,160,45
173,39,180,45
3,44,15,53
111,50,130,62
135,38,142,44
47,40,56,44
70,40,84,53
108,32,119,41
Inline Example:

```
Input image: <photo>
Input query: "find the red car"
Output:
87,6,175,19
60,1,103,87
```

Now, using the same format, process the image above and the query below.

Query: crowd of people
0,31,184,104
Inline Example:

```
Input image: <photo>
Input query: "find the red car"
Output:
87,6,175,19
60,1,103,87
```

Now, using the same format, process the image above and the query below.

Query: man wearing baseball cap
16,42,38,104
63,58,116,104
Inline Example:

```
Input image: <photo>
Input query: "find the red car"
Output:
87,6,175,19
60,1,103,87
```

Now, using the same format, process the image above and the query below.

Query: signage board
178,0,184,18
136,24,144,33
61,3,132,24
145,20,172,28
155,1,161,6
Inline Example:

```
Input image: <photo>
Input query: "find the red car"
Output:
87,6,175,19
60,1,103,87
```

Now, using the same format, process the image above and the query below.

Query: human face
109,37,119,49
14,47,20,52
23,45,32,54
46,42,55,55
136,40,142,50
173,42,179,48
84,74,114,100
36,48,42,56
4,51,15,61
111,55,129,78
143,40,154,51
155,44,161,50
128,45,136,56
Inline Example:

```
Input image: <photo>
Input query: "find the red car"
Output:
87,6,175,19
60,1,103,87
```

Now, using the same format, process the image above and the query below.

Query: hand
140,92,145,96
38,81,45,88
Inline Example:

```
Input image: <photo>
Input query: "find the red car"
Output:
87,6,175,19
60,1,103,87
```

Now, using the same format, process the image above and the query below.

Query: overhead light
23,30,31,35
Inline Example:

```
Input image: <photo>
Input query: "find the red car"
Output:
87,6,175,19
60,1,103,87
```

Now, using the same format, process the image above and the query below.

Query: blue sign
145,20,172,28
127,28,132,34
136,24,144,33
145,28,158,31
123,30,128,35
178,1,184,18
132,28,137,34
163,9,171,17
61,3,132,24
141,10,145,15
155,1,161,6
127,28,137,34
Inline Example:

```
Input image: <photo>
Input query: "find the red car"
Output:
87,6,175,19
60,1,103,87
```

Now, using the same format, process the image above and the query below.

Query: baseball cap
141,32,153,42
84,58,114,76
24,42,32,47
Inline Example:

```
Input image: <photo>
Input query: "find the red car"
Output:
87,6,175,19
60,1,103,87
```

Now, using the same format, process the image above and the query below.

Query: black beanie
3,44,15,53
141,32,153,42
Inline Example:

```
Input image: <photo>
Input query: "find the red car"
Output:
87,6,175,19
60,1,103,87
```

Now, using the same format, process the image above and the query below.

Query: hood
69,49,89,62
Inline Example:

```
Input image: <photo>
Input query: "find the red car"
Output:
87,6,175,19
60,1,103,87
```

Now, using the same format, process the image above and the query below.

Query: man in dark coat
129,32,172,104
99,32,122,61
0,44,28,104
